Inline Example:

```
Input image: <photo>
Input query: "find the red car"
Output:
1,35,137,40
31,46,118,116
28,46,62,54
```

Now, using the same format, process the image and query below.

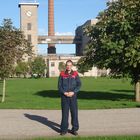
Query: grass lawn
33,136,140,140
0,77,140,109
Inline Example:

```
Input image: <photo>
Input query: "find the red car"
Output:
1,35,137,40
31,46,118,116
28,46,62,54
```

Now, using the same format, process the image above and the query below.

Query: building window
27,34,32,43
27,23,32,30
51,62,55,67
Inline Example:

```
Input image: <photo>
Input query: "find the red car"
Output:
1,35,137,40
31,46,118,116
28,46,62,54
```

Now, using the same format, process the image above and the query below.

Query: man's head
66,60,73,71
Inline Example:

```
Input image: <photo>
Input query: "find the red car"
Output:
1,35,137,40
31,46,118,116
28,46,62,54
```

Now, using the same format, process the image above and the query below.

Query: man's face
66,62,73,71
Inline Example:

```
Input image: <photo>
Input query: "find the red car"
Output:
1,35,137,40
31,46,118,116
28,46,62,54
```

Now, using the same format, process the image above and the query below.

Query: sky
0,0,108,55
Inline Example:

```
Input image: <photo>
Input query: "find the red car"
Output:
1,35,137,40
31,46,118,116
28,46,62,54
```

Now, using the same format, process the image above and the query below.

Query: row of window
27,34,32,42
27,23,32,42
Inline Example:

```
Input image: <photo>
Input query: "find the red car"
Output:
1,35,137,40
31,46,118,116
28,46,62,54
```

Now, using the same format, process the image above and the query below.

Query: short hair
66,59,73,65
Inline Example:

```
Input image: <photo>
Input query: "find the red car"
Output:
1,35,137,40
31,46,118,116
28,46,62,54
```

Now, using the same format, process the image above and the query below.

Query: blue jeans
61,94,79,132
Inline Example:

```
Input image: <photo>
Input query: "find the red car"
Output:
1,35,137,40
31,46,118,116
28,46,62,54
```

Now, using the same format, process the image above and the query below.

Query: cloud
55,32,74,36
38,28,74,36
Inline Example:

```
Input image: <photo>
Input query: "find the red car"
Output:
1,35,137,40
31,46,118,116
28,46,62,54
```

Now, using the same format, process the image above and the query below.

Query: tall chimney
48,0,56,54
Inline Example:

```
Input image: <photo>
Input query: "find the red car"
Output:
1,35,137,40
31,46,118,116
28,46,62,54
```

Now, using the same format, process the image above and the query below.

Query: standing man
58,60,81,136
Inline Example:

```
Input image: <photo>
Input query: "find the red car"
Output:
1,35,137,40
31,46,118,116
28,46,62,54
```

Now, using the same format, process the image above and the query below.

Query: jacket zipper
68,74,71,92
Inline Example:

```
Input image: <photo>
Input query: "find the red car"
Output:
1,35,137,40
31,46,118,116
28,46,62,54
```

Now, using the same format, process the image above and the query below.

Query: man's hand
64,92,74,97
64,92,69,96
67,92,74,97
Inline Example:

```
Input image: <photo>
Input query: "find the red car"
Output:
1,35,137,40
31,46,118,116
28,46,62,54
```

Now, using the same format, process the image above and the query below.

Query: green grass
32,136,140,140
0,77,140,109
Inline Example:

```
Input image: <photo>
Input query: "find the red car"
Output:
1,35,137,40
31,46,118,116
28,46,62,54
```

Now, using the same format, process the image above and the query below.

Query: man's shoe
71,130,78,136
60,131,67,136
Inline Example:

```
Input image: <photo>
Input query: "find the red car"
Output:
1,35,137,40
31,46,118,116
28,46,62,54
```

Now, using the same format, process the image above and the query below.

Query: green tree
0,19,32,102
15,62,29,78
77,57,92,75
78,0,140,101
58,62,65,72
31,56,46,78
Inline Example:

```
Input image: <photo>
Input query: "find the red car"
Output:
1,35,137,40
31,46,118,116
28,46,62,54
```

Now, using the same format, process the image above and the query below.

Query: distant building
44,54,110,77
76,19,98,56
44,55,80,77
19,1,39,59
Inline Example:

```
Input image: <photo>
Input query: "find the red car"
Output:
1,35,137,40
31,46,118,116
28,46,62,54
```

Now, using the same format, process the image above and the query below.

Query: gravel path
0,108,140,139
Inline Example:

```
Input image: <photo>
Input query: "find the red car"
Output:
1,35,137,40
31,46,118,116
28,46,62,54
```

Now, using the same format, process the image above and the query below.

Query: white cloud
55,32,74,36
38,29,74,36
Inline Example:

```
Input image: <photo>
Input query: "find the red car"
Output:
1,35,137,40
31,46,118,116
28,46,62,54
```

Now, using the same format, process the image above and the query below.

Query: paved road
0,108,140,139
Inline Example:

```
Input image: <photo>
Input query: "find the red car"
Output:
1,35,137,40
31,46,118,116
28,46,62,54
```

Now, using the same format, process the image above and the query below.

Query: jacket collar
65,69,74,75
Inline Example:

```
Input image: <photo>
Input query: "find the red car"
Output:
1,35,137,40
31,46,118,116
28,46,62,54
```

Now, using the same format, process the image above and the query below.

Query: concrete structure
76,19,98,55
38,18,98,56
38,35,81,44
19,1,39,57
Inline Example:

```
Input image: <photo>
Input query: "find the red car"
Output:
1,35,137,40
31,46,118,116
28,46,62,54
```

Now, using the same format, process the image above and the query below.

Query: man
58,60,81,136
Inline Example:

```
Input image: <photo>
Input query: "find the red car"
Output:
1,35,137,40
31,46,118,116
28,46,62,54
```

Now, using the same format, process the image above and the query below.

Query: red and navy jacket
58,70,81,95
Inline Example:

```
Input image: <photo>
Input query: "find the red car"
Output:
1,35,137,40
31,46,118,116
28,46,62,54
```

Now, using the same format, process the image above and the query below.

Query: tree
58,62,65,72
30,56,46,78
0,19,32,102
77,57,92,75
78,0,140,101
15,62,29,78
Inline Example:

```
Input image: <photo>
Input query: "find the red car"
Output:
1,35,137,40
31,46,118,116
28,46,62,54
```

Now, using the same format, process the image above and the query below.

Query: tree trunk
1,78,6,103
135,81,140,102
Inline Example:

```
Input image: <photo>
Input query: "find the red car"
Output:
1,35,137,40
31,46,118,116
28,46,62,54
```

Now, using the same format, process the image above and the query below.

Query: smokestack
48,0,56,54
